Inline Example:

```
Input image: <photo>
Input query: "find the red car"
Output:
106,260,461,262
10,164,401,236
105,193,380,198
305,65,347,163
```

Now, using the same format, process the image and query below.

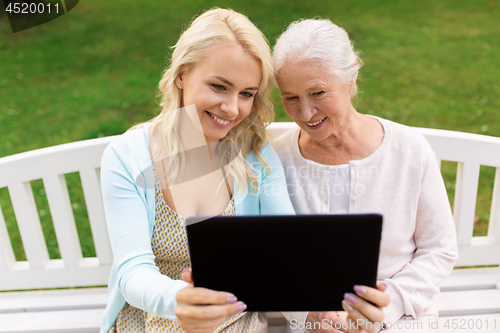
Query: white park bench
0,122,499,333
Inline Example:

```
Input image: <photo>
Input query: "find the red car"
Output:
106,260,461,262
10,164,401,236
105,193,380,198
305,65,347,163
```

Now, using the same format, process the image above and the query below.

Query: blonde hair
132,8,275,194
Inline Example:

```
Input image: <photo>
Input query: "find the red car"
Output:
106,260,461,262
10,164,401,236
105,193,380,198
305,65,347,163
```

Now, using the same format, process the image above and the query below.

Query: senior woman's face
276,60,355,142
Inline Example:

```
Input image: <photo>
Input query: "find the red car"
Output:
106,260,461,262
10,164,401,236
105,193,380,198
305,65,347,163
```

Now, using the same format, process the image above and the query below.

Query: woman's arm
380,144,458,325
101,139,188,319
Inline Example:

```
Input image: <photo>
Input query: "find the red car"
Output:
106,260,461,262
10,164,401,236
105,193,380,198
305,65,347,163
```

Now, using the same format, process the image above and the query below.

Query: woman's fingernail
354,285,367,294
342,300,354,311
236,303,247,312
227,296,237,303
378,282,387,289
344,292,357,304
182,268,190,273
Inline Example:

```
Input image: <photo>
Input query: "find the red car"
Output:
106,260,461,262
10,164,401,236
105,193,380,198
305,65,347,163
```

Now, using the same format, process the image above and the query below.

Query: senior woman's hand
305,282,389,333
342,282,389,333
175,269,247,333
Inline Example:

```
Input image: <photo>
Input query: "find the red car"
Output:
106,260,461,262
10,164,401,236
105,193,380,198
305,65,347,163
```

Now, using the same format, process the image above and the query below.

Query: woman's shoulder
102,126,151,168
245,140,274,160
243,140,283,170
375,116,433,152
368,116,441,173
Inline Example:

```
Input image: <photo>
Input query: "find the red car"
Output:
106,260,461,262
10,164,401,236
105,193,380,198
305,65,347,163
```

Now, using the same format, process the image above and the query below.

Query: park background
0,0,499,262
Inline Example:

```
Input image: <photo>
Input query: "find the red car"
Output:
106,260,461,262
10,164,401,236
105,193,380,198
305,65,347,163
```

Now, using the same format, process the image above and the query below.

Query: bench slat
453,162,480,246
441,267,500,291
268,122,297,139
0,137,116,188
8,182,49,269
488,168,500,244
0,288,108,313
417,127,500,168
80,168,113,265
0,259,110,291
43,174,83,267
0,206,16,270
0,308,103,333
455,238,500,267
437,289,500,316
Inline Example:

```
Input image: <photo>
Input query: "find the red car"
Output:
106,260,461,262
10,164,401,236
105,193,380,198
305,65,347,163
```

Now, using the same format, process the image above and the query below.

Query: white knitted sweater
274,117,458,329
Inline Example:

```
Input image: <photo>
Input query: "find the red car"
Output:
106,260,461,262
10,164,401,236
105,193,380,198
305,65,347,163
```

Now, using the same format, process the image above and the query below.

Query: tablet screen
185,214,382,311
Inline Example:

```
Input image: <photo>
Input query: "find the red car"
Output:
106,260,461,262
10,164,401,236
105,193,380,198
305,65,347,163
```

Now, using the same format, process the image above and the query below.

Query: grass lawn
0,0,499,261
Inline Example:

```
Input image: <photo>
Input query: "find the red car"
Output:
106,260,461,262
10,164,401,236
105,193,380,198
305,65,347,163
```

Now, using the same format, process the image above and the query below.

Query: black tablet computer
185,214,382,312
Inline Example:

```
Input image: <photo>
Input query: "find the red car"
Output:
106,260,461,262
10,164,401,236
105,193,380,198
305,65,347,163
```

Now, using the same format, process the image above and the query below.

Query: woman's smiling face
276,60,355,142
176,43,262,142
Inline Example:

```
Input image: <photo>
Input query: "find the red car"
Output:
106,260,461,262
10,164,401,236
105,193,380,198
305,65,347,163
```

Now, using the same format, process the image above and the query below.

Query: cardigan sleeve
381,146,458,325
257,143,296,215
101,139,188,320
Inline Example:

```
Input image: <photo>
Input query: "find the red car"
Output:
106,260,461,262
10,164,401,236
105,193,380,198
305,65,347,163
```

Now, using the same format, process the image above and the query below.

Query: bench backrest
1,123,499,291
0,137,116,291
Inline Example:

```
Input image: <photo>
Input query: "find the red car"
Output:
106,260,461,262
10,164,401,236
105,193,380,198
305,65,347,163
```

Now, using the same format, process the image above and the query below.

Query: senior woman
273,19,458,332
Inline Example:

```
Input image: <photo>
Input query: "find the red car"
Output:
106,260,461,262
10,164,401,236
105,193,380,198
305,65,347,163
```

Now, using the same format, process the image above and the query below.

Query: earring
177,83,181,88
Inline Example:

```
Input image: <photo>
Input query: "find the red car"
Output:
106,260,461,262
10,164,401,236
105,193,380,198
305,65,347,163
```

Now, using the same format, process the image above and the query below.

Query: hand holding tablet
175,269,248,333
185,214,383,312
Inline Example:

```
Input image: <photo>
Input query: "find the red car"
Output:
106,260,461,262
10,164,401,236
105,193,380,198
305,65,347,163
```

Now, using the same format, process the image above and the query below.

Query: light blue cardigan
100,126,295,332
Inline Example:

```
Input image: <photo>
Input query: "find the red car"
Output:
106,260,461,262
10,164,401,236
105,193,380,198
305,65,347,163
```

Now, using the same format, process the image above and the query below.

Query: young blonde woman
100,8,388,333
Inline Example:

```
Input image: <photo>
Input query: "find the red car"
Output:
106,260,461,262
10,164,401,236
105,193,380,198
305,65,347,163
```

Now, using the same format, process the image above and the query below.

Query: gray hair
273,18,363,95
